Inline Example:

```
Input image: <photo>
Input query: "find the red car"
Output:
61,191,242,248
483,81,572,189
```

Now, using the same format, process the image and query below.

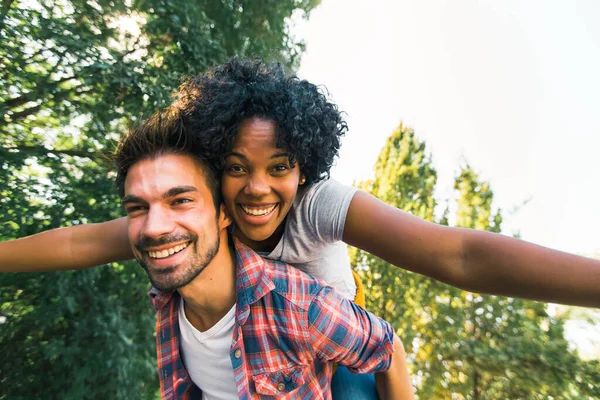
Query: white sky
294,0,600,256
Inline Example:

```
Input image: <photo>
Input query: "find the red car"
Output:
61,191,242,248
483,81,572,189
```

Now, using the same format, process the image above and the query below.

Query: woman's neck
233,221,286,253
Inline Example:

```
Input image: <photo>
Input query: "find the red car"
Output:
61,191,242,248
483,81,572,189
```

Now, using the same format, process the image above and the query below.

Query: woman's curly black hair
174,56,348,184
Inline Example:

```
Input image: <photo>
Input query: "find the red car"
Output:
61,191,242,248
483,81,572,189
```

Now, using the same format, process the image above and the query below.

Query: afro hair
173,56,348,184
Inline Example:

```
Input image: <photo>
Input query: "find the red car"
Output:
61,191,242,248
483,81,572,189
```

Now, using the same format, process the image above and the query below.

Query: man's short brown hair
113,106,221,209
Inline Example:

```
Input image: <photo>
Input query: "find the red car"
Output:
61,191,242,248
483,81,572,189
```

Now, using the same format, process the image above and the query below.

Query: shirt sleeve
307,285,395,374
303,179,357,243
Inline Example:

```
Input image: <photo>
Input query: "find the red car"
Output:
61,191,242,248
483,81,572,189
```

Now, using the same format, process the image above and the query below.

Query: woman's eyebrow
225,151,246,160
270,152,289,159
225,151,289,160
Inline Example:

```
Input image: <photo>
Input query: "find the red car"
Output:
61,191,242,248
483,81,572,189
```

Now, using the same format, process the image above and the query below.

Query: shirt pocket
251,363,310,396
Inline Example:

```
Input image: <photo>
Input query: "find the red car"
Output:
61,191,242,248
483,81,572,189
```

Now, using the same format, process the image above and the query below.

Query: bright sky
294,0,600,256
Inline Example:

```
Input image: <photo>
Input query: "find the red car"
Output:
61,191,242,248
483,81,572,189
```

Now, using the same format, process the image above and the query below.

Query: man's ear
218,203,233,230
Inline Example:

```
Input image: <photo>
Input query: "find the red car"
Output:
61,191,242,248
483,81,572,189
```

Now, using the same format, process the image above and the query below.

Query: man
114,109,413,399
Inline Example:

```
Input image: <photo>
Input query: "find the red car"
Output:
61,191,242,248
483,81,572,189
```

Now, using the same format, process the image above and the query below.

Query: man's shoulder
234,238,333,311
263,258,328,311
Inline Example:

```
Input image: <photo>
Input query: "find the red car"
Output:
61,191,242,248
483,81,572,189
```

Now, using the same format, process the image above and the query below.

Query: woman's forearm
344,191,600,308
0,217,133,272
375,335,414,399
460,228,600,308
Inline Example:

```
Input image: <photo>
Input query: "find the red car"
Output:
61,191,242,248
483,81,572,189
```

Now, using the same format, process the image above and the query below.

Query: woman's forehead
233,118,279,149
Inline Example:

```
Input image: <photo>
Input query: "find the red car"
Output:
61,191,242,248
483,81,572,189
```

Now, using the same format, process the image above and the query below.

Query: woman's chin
234,226,281,252
243,229,273,243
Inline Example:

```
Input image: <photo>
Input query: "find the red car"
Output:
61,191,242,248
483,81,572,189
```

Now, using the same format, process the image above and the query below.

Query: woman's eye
272,164,289,173
227,165,245,173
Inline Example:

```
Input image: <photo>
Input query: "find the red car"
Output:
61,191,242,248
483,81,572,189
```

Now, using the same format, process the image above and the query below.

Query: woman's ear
299,174,306,186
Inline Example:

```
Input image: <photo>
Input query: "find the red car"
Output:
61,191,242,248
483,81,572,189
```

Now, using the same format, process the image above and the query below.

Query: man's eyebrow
121,186,197,206
163,186,198,198
226,151,289,160
122,194,144,206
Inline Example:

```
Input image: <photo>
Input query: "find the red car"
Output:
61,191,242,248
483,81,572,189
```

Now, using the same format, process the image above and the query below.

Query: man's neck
178,236,237,332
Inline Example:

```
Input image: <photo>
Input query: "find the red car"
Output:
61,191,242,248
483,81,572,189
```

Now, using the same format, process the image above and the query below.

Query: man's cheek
127,221,142,248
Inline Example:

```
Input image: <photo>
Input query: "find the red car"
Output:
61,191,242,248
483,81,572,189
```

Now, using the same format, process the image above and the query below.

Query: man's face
122,153,226,291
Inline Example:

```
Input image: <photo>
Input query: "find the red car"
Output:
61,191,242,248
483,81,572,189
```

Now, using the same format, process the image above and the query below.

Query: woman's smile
238,203,279,224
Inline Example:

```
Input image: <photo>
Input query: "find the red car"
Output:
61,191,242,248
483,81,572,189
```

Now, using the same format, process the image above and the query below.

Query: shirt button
277,382,286,391
234,349,241,359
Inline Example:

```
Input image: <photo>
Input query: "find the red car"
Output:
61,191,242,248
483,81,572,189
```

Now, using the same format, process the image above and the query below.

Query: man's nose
141,206,176,239
244,173,271,197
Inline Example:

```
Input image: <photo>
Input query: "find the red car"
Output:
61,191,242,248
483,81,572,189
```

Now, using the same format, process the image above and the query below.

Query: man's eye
126,205,146,214
173,198,192,205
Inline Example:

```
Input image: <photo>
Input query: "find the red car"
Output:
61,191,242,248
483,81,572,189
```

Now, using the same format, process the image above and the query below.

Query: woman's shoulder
287,178,358,244
296,178,357,208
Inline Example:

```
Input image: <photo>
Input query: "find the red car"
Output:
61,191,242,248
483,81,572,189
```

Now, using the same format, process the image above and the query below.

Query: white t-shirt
263,179,358,300
178,298,237,400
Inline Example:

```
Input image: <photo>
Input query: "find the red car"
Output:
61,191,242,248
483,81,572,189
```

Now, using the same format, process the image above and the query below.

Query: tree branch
0,0,16,28
8,104,43,121
2,76,81,111
4,87,93,122
8,144,110,165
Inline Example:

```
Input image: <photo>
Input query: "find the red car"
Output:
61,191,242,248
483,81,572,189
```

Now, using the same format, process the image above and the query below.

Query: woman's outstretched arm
0,217,133,272
343,190,600,308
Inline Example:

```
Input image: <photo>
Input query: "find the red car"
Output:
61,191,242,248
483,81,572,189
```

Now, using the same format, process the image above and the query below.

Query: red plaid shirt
150,238,395,399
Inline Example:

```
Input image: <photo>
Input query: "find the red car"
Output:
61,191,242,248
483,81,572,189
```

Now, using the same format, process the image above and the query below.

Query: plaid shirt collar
150,237,275,316
149,235,395,399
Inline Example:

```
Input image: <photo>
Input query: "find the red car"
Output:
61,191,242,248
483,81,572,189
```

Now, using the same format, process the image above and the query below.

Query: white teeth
148,243,189,259
241,204,276,216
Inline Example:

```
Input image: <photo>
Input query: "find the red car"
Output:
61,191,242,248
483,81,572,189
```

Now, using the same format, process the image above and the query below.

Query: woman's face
222,118,304,251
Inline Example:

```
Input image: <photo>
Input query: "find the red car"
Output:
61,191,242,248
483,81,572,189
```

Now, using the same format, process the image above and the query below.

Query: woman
3,57,598,306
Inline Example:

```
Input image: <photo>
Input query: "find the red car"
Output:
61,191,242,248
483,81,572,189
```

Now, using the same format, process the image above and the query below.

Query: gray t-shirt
263,179,358,300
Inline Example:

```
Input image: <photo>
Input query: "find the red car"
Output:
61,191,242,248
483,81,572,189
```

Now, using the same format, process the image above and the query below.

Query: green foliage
0,0,318,397
350,123,438,355
351,123,600,399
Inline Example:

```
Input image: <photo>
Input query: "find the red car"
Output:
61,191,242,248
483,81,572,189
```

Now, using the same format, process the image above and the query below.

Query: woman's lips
237,203,278,224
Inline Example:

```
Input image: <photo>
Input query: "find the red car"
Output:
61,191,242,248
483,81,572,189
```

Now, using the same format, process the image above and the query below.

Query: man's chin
138,261,181,291
150,279,181,292
145,263,206,291
147,269,181,291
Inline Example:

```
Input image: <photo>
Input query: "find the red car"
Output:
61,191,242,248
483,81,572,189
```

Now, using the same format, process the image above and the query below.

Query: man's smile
147,241,190,259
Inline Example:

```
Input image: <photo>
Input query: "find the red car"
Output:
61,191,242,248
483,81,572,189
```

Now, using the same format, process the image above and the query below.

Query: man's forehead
124,153,207,196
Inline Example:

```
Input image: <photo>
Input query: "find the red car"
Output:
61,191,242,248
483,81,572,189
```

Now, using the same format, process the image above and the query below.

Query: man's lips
146,241,190,259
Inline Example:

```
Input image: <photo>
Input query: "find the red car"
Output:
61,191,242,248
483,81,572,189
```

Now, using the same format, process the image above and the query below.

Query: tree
0,0,319,398
419,165,581,399
351,123,600,399
350,123,439,356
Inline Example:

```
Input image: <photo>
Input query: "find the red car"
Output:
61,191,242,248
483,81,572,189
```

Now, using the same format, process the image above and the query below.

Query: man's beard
134,226,221,291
